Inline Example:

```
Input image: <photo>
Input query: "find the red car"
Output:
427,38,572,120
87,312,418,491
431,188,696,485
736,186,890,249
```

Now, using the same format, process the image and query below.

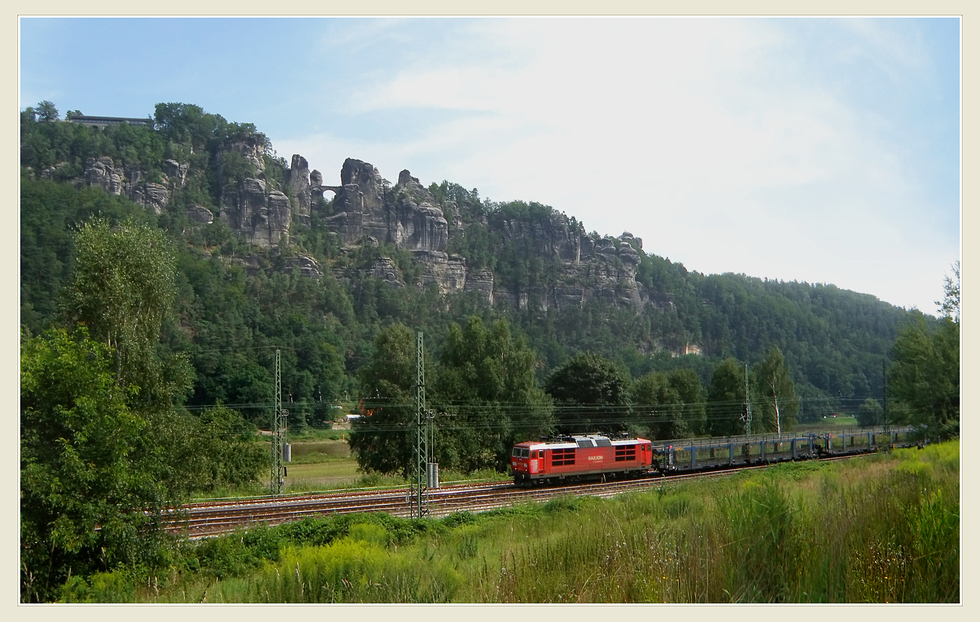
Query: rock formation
314,157,657,312
58,144,656,314
286,154,312,227
76,156,173,214
323,159,449,254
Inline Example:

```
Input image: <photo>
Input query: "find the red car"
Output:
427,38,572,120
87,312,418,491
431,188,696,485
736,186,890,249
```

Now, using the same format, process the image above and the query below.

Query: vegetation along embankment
54,442,958,604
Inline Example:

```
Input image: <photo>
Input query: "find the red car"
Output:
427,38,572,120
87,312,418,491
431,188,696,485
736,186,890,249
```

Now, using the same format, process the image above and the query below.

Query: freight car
511,426,918,487
511,433,654,487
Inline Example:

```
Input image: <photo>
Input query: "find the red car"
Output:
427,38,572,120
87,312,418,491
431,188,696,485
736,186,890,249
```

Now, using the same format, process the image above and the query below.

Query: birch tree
753,346,798,435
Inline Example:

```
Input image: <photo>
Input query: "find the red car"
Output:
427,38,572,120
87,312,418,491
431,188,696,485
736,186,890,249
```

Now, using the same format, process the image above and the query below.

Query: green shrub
229,538,463,603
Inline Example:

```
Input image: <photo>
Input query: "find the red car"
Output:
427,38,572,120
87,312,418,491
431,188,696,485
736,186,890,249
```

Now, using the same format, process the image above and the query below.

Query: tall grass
60,441,959,603
200,525,464,603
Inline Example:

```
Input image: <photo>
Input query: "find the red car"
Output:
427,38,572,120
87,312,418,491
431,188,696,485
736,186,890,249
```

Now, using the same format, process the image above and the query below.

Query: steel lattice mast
271,348,287,496
412,331,430,519
743,362,753,436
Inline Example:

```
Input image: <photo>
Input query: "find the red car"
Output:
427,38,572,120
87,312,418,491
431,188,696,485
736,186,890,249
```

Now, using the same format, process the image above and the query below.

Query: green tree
20,328,166,602
706,357,747,437
434,316,554,471
752,346,798,435
348,324,419,477
190,405,267,491
545,352,632,434
889,312,959,440
63,218,192,411
937,260,960,321
36,100,59,122
856,397,884,427
633,368,706,440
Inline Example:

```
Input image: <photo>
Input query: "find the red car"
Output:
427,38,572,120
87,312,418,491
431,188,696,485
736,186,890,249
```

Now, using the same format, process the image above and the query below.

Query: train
511,427,917,487
511,433,655,487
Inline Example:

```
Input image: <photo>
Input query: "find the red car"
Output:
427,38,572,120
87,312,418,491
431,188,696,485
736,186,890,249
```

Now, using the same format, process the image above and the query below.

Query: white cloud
276,17,957,312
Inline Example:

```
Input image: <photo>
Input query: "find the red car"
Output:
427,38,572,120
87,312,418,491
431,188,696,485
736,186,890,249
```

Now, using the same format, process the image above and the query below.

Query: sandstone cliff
57,142,659,316
317,157,657,313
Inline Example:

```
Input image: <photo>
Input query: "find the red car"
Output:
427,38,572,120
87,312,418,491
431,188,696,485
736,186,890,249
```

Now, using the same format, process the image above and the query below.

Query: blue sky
19,16,961,314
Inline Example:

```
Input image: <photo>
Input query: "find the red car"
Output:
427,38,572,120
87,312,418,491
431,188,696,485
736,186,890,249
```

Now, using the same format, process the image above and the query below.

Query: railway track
164,453,873,539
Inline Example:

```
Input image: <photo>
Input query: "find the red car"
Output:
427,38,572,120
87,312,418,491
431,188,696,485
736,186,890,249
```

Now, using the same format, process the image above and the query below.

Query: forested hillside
20,101,919,429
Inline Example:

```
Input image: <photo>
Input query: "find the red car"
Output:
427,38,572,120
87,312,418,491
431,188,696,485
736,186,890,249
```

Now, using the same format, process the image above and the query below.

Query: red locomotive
510,433,655,486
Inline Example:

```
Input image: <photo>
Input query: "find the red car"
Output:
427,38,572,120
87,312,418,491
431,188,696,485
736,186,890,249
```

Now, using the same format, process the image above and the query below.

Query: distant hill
20,102,917,426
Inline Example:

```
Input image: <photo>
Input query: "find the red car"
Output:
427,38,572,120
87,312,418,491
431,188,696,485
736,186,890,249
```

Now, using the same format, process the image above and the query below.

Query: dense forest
20,101,960,602
20,101,928,427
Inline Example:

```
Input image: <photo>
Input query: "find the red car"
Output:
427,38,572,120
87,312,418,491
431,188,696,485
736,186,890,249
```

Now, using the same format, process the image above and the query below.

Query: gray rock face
465,269,495,305
220,178,292,247
323,160,448,253
286,254,323,279
226,136,266,174
324,158,390,245
316,157,652,313
187,204,215,224
137,182,171,214
391,170,448,252
165,159,190,187
498,212,580,263
77,156,180,214
417,251,466,294
66,147,655,315
84,156,124,194
257,191,291,247
371,257,406,287
286,154,312,226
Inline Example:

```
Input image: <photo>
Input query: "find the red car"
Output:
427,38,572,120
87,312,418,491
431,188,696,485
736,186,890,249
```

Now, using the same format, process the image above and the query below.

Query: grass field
280,437,510,493
794,415,859,431
283,438,361,490
62,440,959,603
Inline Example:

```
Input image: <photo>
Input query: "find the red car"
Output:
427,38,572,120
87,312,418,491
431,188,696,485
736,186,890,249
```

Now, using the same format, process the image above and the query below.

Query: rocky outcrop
165,159,190,187
187,204,215,224
417,251,466,295
286,254,323,279
286,154,312,226
76,156,177,214
314,157,656,313
225,252,322,279
214,140,318,246
323,159,389,245
465,269,495,305
225,136,266,174
134,182,171,213
370,257,406,287
83,156,124,194
497,211,581,263
391,170,449,252
323,159,448,253
66,146,658,314
219,178,291,247
485,232,648,313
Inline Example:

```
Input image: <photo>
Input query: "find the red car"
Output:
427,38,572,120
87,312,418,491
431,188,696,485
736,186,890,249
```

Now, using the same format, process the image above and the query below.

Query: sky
18,15,962,315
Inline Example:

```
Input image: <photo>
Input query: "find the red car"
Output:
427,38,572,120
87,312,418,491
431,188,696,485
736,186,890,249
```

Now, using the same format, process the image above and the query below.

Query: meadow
200,430,512,497
59,440,959,603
